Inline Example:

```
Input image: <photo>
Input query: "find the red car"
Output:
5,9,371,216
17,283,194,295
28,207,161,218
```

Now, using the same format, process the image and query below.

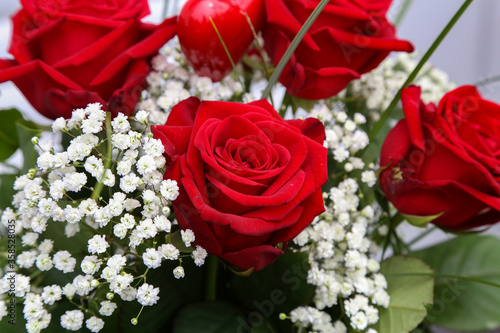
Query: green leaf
0,109,22,161
413,235,500,331
402,212,444,228
0,174,17,209
373,256,434,333
173,301,278,333
230,250,314,332
15,119,41,173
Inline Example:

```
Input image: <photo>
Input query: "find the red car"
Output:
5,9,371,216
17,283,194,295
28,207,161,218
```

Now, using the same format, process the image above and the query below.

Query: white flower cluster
137,37,256,125
0,104,206,332
290,177,389,332
348,52,456,113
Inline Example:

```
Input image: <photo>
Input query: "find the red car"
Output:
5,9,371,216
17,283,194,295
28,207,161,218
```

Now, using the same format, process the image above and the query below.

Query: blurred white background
1,0,500,248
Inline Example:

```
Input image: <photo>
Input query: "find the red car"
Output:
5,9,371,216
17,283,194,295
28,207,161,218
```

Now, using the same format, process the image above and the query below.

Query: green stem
90,112,112,202
209,17,245,89
205,255,218,301
261,0,330,99
407,226,437,248
368,0,474,143
393,0,414,27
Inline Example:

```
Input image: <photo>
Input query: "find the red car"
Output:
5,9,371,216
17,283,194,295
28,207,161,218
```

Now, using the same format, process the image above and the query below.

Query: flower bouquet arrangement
1,0,499,332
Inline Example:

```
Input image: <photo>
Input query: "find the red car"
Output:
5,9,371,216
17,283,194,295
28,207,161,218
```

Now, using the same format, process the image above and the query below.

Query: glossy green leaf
0,109,22,161
173,301,278,333
413,235,500,331
373,256,434,333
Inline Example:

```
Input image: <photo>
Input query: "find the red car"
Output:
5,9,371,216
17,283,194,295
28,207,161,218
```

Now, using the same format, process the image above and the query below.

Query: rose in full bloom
380,85,500,230
263,0,414,100
0,0,176,119
152,97,327,272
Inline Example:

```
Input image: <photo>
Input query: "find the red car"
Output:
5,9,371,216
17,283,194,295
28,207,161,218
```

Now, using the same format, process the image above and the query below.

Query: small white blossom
181,229,195,247
86,316,105,333
53,250,76,273
99,300,118,316
160,179,179,201
192,246,207,266
41,285,62,305
60,310,84,331
173,266,185,279
158,244,179,260
142,248,162,269
136,283,160,306
88,235,109,254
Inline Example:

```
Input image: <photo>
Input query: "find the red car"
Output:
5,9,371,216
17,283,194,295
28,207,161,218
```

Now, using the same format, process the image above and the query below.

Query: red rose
263,0,414,100
152,97,327,272
380,85,500,230
0,0,176,119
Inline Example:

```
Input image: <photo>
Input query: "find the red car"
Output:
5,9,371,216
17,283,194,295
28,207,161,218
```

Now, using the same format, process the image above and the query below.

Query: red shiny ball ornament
177,0,265,82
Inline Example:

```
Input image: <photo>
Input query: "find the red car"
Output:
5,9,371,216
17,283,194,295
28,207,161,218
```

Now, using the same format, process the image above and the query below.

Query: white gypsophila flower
26,309,52,333
81,117,103,134
128,230,142,249
94,207,112,227
111,133,130,150
116,160,132,176
136,283,160,306
81,255,102,275
136,218,158,239
173,266,185,279
86,316,105,333
135,110,149,124
73,275,94,296
30,215,48,233
79,198,98,216
41,285,62,305
86,103,105,120
123,149,139,162
136,155,156,175
84,156,104,179
53,250,76,273
119,286,137,301
88,235,109,254
101,169,115,187
36,253,53,271
21,232,39,246
111,112,130,133
64,205,83,224
50,179,65,200
37,198,57,218
63,172,87,192
181,229,195,247
128,131,142,149
13,174,31,190
124,198,141,211
142,189,157,204
62,283,76,299
159,179,179,201
17,250,38,269
106,254,126,272
158,243,179,260
37,152,53,171
99,300,118,316
36,239,53,253
113,223,128,239
52,117,67,132
67,108,85,129
109,273,134,293
120,213,136,229
361,170,377,187
153,215,171,232
142,248,162,269
142,170,163,187
60,310,84,331
143,138,164,157
65,223,80,238
120,173,141,193
101,267,117,282
192,246,207,267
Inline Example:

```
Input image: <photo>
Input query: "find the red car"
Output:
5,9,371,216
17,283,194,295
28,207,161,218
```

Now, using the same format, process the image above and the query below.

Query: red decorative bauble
177,0,265,82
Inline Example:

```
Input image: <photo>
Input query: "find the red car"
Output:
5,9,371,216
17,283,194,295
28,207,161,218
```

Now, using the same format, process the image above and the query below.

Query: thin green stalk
261,0,330,99
394,0,414,27
90,112,112,202
368,0,474,143
389,272,500,289
209,17,245,89
407,226,437,248
205,255,218,301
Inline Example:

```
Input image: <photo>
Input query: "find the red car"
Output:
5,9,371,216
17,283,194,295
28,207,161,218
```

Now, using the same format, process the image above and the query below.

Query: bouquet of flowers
1,0,499,332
